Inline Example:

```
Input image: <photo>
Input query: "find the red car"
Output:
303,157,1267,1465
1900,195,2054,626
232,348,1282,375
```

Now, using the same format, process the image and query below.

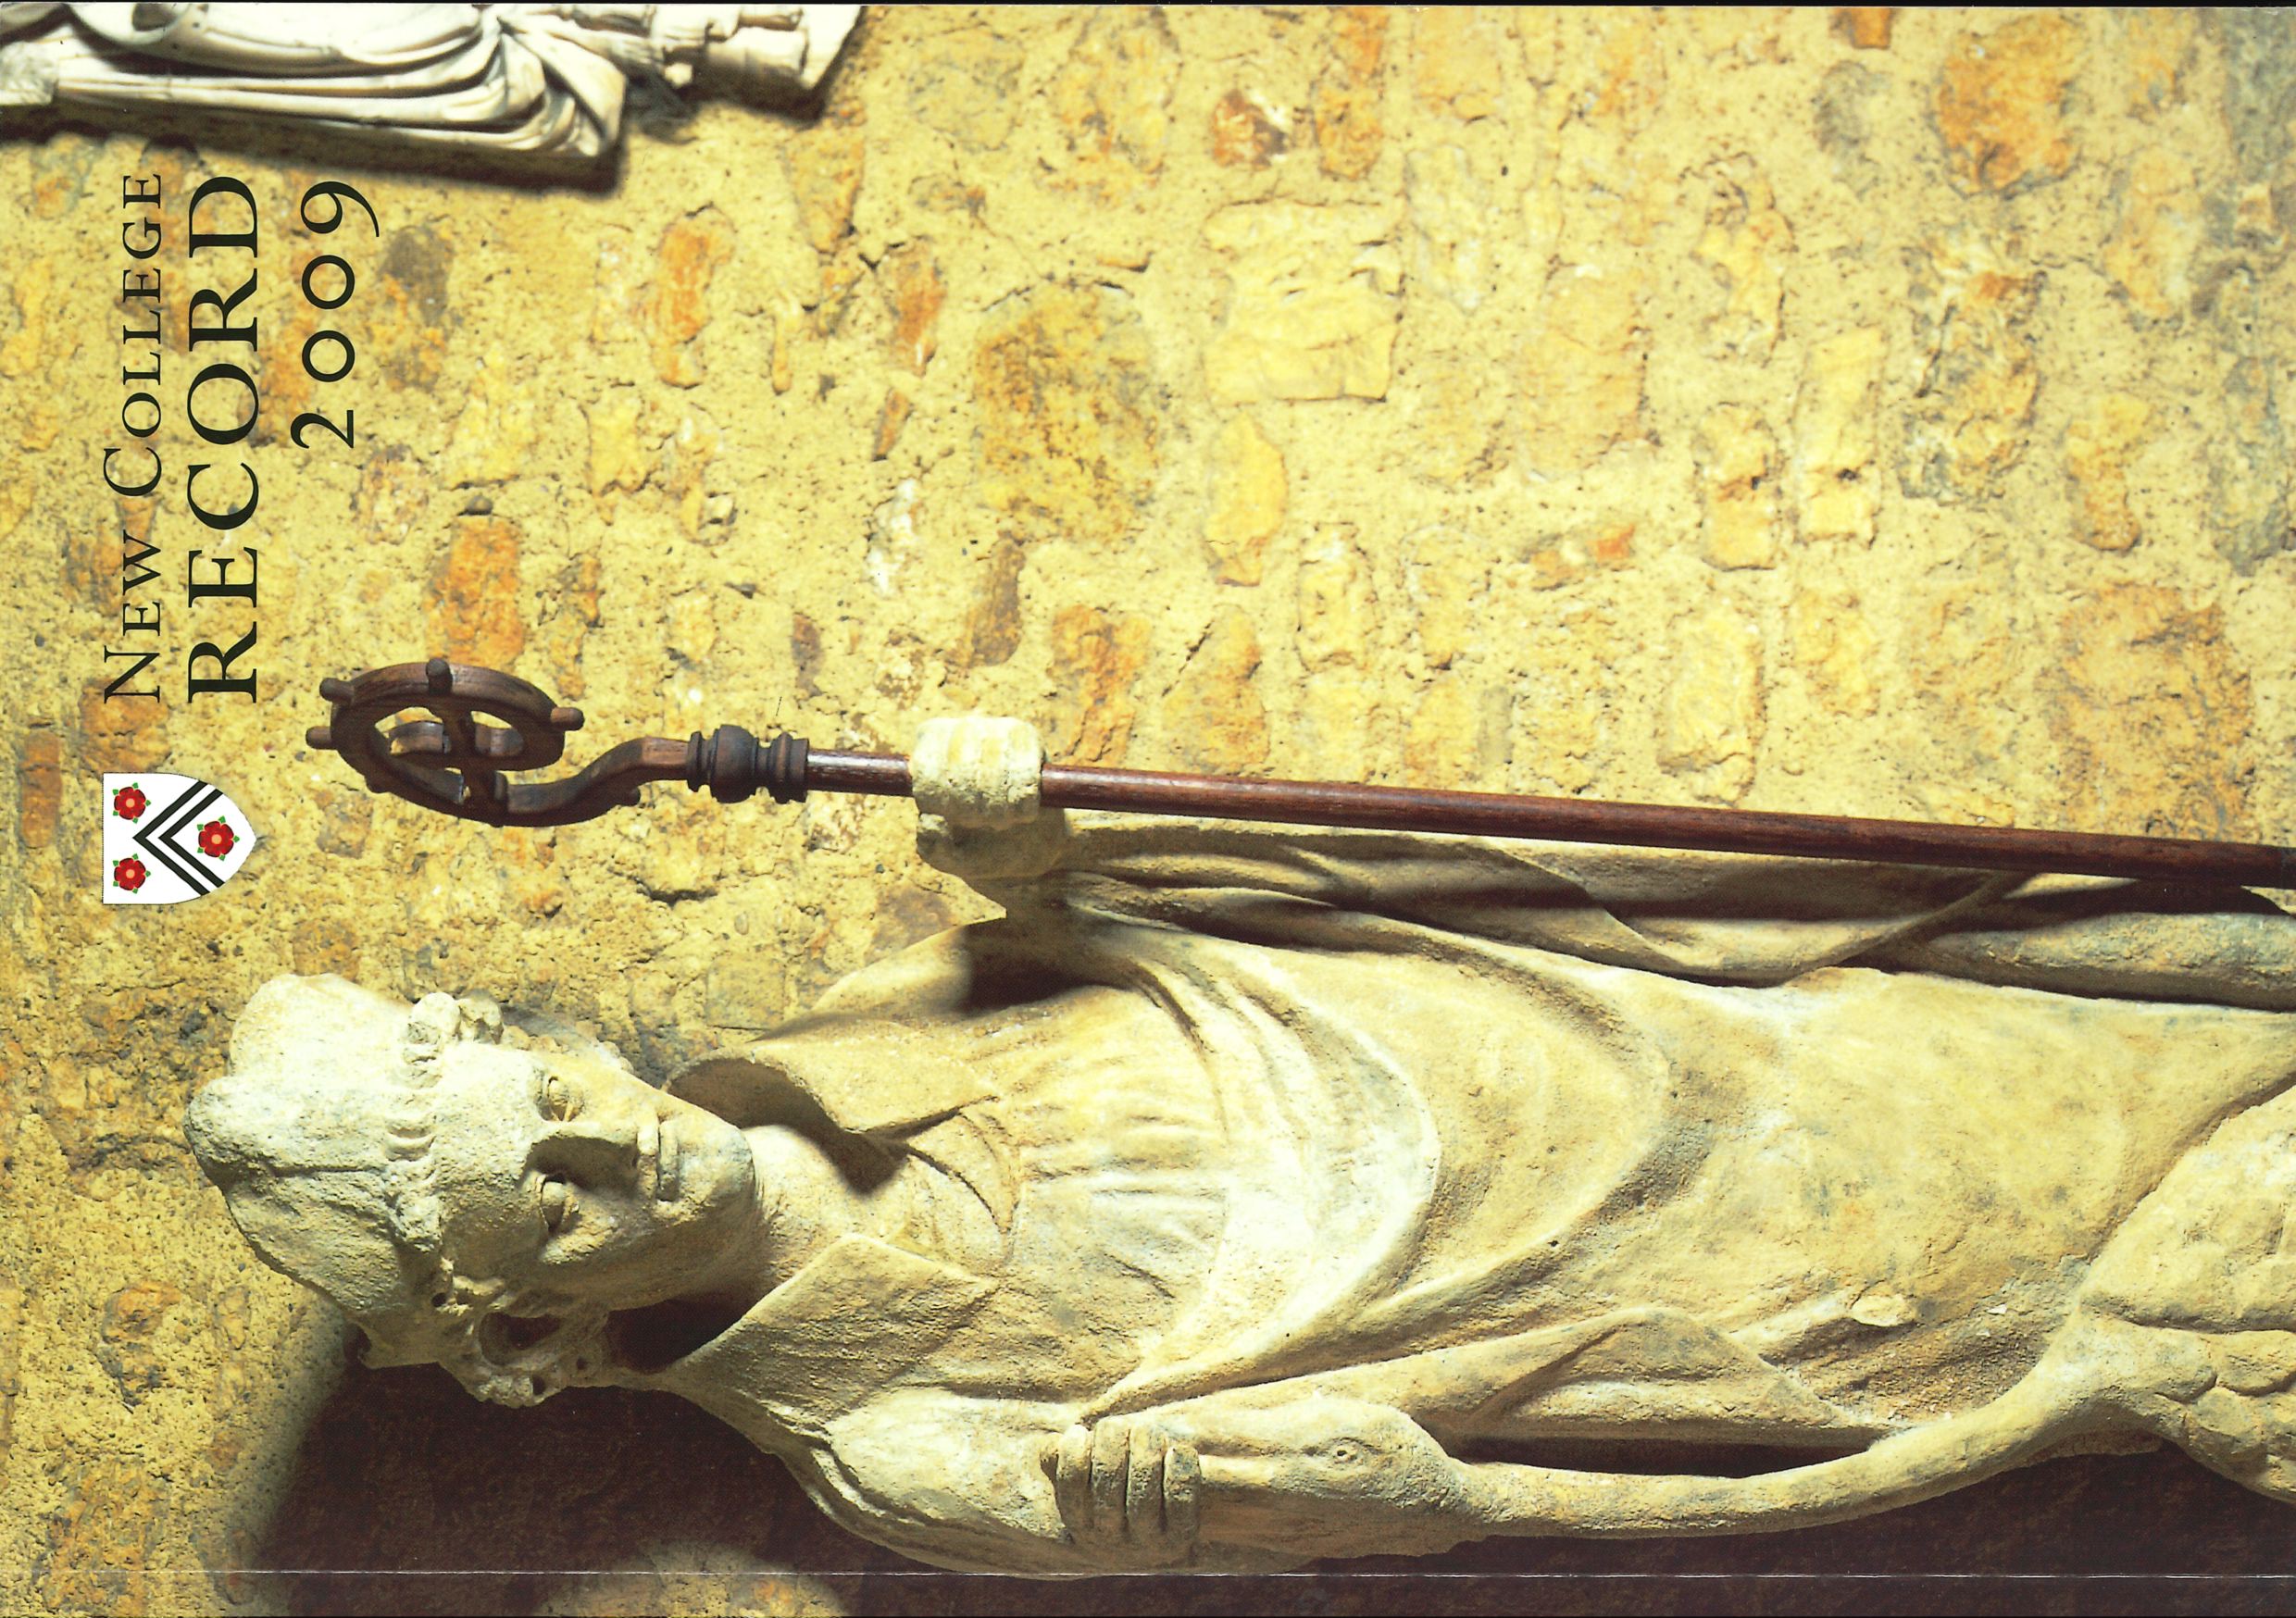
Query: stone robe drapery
648,817,2296,1573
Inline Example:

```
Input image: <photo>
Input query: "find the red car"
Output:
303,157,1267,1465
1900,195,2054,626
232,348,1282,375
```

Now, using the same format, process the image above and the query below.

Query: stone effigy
0,2,859,158
184,717,2296,1574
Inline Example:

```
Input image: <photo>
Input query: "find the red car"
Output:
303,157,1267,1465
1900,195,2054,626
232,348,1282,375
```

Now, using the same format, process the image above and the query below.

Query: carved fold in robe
651,818,2296,1572
0,4,859,156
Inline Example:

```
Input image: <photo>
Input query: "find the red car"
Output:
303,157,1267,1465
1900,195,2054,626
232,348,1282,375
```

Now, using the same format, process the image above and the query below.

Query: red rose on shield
112,784,147,821
197,819,236,860
113,856,148,892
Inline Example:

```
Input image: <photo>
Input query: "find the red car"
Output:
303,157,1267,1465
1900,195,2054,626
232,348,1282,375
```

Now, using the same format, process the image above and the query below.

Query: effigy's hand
1045,1416,1204,1567
913,716,1068,881
1045,1399,1474,1565
914,716,1043,829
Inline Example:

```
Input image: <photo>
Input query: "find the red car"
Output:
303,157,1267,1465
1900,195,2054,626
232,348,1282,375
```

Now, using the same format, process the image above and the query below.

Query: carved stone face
426,1041,763,1317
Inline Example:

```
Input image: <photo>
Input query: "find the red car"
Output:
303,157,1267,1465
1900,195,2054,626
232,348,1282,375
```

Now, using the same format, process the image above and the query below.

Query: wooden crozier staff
309,658,2296,888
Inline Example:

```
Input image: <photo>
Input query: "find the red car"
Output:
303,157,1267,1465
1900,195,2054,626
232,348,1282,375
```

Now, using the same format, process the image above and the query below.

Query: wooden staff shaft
804,749,2295,887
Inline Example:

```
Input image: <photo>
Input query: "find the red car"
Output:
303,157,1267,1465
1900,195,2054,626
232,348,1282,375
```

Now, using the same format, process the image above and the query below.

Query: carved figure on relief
186,718,2296,1573
0,4,860,158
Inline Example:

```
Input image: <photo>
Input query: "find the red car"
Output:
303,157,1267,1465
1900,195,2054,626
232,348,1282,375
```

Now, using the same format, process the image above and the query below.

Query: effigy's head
183,976,759,1405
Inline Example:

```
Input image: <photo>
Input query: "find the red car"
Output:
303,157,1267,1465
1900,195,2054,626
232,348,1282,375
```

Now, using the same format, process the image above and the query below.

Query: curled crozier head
183,975,628,1404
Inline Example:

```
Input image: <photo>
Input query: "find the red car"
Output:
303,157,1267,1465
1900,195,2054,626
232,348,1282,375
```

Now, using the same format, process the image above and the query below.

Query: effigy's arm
1854,875,2296,1011
909,716,2295,998
1031,1369,2086,1564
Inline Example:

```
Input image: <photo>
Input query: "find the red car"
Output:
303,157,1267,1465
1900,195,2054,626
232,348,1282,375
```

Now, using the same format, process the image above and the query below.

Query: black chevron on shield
133,779,221,896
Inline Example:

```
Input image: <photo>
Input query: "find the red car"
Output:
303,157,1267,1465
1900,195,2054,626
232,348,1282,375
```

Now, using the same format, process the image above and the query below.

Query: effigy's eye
540,1176,573,1231
543,1074,578,1120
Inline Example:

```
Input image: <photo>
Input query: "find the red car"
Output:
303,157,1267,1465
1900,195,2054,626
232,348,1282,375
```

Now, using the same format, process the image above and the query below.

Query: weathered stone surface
2211,353,2292,571
955,538,1026,671
442,355,542,486
0,258,68,380
17,723,58,851
1403,527,1486,670
789,611,826,699
372,224,453,391
705,955,789,1033
1796,327,1885,541
787,111,865,253
1204,204,1402,404
1695,158,1791,363
667,589,719,665
0,1281,19,1464
289,915,361,977
1048,604,1150,765
2215,9,2296,187
1504,602,1607,796
1696,404,1779,570
1296,528,1377,672
202,1286,256,1475
2045,586,2253,839
881,240,945,375
1293,666,1394,783
1520,518,1636,591
1936,14,2083,194
2065,393,2152,553
1411,7,1508,122
871,387,913,459
1905,580,2025,828
1210,90,1287,169
973,285,1160,548
1832,8,1895,51
1311,6,1388,180
427,518,526,667
1406,355,1510,485
39,1459,163,1614
0,454,31,542
2122,9,2195,116
585,387,660,499
591,224,643,346
310,785,372,860
539,551,604,699
665,409,726,541
1570,9,1669,137
1791,590,1880,718
1048,6,1179,200
2104,147,2201,322
1160,609,1267,773
27,131,94,218
97,1280,185,1406
1520,268,1649,476
865,478,922,596
648,209,736,387
1204,414,1287,586
1404,145,1492,314
1902,232,2040,501
1816,61,1882,187
908,26,1028,151
1657,604,1765,803
77,686,167,774
1404,672,1509,789
1688,7,1787,67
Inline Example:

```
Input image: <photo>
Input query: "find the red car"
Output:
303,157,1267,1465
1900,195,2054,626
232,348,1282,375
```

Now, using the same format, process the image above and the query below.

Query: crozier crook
312,657,2296,886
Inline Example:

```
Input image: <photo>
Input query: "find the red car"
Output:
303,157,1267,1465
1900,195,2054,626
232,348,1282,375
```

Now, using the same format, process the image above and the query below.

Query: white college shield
101,774,258,905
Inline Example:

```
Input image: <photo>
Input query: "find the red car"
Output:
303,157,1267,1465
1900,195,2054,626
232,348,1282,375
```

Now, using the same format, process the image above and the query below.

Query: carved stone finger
1054,1423,1096,1541
1125,1421,1167,1545
1163,1441,1203,1550
910,718,961,821
1091,1416,1129,1537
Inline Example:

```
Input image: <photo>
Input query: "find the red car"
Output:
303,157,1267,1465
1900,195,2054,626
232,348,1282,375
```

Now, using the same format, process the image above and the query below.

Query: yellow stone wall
0,6,2291,1610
